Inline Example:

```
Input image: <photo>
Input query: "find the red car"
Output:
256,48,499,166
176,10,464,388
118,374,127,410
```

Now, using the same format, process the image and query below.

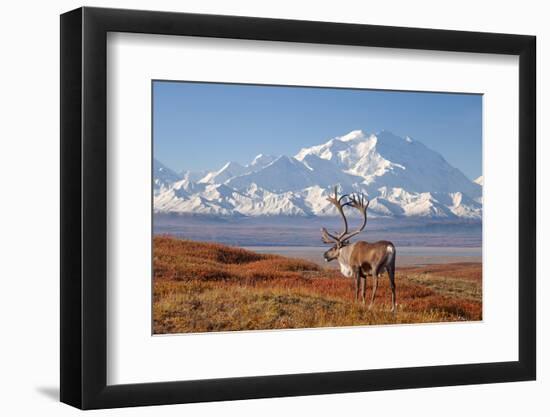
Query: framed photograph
60,6,536,409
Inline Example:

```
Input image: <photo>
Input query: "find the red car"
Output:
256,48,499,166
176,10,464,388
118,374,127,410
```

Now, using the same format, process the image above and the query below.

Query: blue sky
153,81,482,180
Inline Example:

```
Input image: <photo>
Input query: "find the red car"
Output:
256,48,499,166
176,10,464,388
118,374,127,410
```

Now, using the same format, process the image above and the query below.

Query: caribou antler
321,187,370,244
321,227,338,244
321,186,351,243
342,193,370,241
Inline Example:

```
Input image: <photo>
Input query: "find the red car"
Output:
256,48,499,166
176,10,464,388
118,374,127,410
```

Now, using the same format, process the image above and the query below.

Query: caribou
321,187,396,312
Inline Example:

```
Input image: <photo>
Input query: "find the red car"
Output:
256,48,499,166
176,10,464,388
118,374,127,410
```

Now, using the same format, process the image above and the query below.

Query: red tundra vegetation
153,236,482,334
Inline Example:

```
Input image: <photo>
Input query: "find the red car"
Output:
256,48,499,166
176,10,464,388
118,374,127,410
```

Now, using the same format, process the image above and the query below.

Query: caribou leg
355,270,361,302
369,272,379,310
387,265,396,313
361,276,367,304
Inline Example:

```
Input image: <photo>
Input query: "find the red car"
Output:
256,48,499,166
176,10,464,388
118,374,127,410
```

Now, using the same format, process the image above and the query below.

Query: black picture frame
60,6,536,410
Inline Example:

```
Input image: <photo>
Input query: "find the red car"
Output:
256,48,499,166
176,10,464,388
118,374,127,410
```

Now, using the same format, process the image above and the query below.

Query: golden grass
153,236,482,334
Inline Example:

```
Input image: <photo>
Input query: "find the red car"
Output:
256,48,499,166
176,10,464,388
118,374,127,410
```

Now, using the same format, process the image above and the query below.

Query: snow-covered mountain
154,130,483,219
249,153,277,170
295,130,481,197
198,161,248,184
180,169,208,183
153,159,181,195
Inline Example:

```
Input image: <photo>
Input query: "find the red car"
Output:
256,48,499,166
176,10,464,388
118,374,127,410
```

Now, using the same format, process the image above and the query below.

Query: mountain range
153,130,482,219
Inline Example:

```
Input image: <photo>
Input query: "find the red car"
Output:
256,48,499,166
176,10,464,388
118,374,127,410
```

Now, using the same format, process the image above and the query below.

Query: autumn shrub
153,235,483,333
154,236,320,282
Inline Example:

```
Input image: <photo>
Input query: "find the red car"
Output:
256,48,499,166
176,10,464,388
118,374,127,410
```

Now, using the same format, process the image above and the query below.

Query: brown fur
324,240,396,312
351,240,394,276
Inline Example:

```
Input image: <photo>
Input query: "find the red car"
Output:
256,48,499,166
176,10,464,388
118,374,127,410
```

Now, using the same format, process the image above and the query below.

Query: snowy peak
295,131,369,166
181,169,208,183
296,130,480,199
153,159,181,194
197,155,281,186
249,153,278,169
154,129,482,219
199,161,247,184
227,155,315,193
300,154,364,188
474,176,483,186
338,129,366,142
